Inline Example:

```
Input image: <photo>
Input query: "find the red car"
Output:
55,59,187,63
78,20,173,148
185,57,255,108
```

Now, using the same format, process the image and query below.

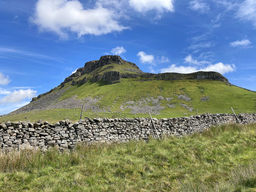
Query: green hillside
60,79,256,115
1,55,255,122
0,124,255,192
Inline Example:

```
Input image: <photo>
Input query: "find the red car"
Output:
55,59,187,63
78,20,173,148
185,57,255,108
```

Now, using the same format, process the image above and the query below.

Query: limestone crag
82,55,124,74
0,113,255,151
139,72,229,83
62,55,141,85
91,71,121,84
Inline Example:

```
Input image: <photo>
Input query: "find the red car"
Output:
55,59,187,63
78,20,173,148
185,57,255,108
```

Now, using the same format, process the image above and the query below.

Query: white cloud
189,0,210,13
188,42,214,51
210,13,222,28
161,65,198,74
0,72,10,85
185,55,196,64
137,51,155,64
0,47,61,62
202,62,235,74
32,0,127,38
214,0,238,11
137,52,169,73
71,69,78,75
161,62,235,74
129,0,174,13
0,88,37,115
230,39,252,48
0,102,30,115
97,0,125,10
111,46,126,55
237,0,256,27
184,54,210,65
0,88,11,95
159,56,170,63
0,89,37,104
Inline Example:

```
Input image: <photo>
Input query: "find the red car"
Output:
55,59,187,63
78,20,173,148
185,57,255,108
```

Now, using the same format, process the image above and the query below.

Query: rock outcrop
62,55,141,85
138,72,229,83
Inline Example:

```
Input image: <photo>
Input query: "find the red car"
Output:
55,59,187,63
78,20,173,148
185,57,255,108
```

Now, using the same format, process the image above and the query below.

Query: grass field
1,79,255,123
0,124,255,191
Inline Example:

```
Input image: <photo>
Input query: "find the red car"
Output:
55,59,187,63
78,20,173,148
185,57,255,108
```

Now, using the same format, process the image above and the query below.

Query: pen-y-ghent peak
4,55,254,122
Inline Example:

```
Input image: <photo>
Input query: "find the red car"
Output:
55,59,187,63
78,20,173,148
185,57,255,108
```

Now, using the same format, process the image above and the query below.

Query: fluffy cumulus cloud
189,0,210,13
0,88,37,115
0,101,30,115
137,52,169,73
237,0,256,27
137,51,155,64
31,0,177,38
162,55,235,74
32,0,127,38
230,39,252,48
202,62,235,74
129,0,174,13
0,89,37,105
161,62,235,74
111,46,126,55
0,72,10,85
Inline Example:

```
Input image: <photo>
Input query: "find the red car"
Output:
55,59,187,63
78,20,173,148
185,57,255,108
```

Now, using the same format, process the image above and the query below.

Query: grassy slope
0,124,255,192
1,79,255,122
59,79,255,114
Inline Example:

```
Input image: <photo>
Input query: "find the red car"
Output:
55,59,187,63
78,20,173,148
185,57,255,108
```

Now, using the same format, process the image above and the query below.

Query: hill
1,55,255,122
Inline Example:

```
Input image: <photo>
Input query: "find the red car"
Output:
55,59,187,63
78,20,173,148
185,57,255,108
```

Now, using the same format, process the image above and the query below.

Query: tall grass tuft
0,124,255,191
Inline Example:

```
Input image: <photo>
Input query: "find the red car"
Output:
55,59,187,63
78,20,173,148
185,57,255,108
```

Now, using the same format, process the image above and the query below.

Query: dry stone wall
0,113,256,151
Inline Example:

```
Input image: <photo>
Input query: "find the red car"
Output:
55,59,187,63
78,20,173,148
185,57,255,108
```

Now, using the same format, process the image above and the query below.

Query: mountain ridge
29,55,230,104
60,55,229,87
3,55,255,122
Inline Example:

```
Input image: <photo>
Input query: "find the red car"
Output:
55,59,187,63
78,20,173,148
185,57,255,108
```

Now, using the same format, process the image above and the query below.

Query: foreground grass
0,124,256,192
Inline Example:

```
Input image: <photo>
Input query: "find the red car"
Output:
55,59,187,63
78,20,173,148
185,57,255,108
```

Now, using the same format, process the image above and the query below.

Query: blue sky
0,0,256,115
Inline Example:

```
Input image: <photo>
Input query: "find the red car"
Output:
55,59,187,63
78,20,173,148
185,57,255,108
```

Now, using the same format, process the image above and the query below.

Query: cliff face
138,71,229,83
83,55,124,74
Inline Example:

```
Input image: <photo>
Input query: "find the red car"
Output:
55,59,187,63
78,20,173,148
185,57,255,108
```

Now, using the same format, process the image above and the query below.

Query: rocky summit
61,55,143,86
61,55,228,86
2,55,255,122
